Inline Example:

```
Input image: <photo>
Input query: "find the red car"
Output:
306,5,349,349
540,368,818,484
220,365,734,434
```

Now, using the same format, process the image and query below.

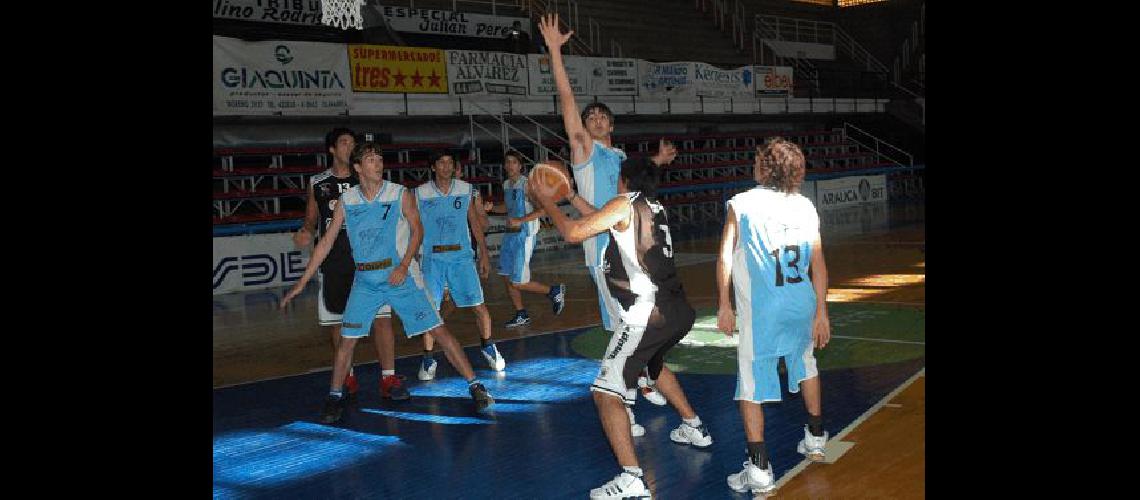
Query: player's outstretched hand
539,14,573,50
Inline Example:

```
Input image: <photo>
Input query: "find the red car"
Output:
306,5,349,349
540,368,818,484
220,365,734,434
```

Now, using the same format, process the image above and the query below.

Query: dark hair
504,150,526,167
580,102,614,127
325,127,356,150
620,157,659,197
756,136,806,194
429,150,456,167
350,141,384,165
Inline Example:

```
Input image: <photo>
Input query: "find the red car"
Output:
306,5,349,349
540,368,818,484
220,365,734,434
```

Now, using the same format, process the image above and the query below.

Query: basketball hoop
321,0,365,30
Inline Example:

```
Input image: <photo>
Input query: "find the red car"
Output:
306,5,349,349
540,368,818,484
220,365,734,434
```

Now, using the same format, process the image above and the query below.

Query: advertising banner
446,50,529,96
382,6,532,39
213,36,350,115
347,44,448,93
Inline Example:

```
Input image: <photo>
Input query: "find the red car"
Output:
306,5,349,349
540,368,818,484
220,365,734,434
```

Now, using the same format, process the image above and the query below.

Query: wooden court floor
213,201,925,498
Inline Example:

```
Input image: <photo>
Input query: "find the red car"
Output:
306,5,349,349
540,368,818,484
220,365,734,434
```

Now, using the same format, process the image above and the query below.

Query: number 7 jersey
727,186,820,319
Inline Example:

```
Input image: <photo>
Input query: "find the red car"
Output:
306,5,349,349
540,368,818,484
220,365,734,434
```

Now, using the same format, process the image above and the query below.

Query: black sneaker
469,383,495,411
320,395,345,424
504,311,531,328
549,283,566,315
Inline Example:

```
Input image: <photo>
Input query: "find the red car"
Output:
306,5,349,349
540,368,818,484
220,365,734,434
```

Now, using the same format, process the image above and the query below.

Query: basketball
529,160,572,201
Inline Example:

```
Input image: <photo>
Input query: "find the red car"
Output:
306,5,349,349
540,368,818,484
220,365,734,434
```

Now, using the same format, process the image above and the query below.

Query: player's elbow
564,229,587,244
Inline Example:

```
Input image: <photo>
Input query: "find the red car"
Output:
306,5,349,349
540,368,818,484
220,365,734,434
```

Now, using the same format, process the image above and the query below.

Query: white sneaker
637,376,667,406
627,406,645,437
589,472,650,499
481,343,506,372
669,421,713,448
726,460,775,495
796,425,828,462
417,357,437,381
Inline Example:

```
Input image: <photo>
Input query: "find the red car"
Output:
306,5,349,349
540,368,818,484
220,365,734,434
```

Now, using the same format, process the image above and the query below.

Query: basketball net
321,0,365,30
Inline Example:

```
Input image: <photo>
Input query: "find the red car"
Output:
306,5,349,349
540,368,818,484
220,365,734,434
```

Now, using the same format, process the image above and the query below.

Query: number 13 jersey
727,186,820,326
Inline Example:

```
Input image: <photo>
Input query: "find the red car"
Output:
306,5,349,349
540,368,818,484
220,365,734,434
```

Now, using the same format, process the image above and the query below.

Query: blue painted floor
214,326,925,499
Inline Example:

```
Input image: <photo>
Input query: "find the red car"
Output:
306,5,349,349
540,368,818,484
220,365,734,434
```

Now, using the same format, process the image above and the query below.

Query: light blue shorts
341,267,441,338
497,231,536,284
422,255,485,309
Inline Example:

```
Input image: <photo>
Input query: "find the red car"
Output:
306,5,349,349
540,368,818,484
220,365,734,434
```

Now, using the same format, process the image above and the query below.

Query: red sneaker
380,374,411,401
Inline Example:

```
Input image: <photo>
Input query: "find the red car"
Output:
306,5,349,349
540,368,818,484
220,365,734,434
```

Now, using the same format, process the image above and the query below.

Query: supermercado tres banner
692,63,754,99
754,65,794,96
213,36,349,115
528,55,638,96
347,45,447,93
212,0,321,26
814,175,887,209
446,50,528,96
382,6,532,39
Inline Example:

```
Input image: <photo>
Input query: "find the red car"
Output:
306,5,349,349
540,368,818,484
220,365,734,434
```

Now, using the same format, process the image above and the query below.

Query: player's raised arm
538,14,592,164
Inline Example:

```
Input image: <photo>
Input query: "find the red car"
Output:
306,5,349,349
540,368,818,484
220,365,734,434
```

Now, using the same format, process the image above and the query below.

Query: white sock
622,466,643,478
683,415,702,427
382,370,395,377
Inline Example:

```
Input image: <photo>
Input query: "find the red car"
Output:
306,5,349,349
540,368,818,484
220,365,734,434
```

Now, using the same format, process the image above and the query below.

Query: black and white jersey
602,192,684,327
311,168,359,273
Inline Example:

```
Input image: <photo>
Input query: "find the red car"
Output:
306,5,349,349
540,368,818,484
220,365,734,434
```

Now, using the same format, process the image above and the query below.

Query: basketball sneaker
380,374,410,401
590,471,650,499
418,356,438,381
504,311,531,328
627,406,645,437
669,421,713,448
637,373,667,406
796,425,829,462
727,460,775,495
481,343,507,371
549,283,567,315
469,382,495,411
320,395,345,424
343,373,359,404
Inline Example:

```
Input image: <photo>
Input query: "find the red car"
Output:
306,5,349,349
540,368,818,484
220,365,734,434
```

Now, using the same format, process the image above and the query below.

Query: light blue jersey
342,182,411,282
572,140,626,332
727,186,822,402
415,179,477,263
498,176,539,284
338,182,440,338
415,178,485,308
571,140,625,268
504,175,539,236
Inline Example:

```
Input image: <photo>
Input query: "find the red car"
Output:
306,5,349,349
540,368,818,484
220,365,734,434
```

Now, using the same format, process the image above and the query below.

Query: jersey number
659,224,674,258
454,199,462,210
381,204,392,220
769,245,805,286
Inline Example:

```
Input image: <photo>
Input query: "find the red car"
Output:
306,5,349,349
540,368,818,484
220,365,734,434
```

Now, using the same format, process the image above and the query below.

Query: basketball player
538,13,675,413
716,137,832,495
414,151,504,380
530,157,712,500
489,150,567,327
283,141,494,423
293,127,409,402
